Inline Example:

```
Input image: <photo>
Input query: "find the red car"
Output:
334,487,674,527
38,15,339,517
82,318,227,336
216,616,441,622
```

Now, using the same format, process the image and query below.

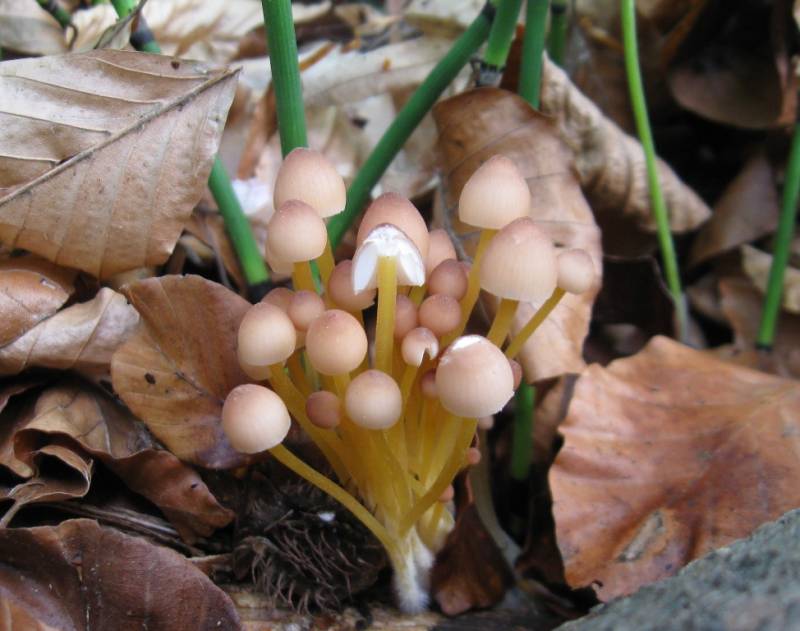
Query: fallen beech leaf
0,50,237,278
740,244,800,314
0,519,242,629
0,0,66,56
0,254,77,346
550,336,800,600
12,382,233,540
433,88,602,381
111,275,251,468
0,287,139,381
689,154,779,266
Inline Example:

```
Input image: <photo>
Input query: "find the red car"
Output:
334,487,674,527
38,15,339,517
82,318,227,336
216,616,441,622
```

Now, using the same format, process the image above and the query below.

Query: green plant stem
547,0,568,66
111,0,270,292
510,383,535,480
757,124,800,348
261,0,307,156
328,3,495,248
483,0,523,69
518,0,549,107
37,0,72,29
621,0,687,340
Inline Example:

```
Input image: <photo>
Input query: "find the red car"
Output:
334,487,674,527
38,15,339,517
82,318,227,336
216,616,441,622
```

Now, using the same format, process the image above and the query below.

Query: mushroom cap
394,294,419,339
345,370,402,429
458,155,530,230
418,294,461,338
306,390,341,429
356,193,429,258
261,287,294,312
351,224,425,292
435,335,514,418
265,241,293,275
327,259,376,312
426,229,457,276
237,302,297,375
273,147,346,218
557,248,596,294
305,309,368,375
267,200,328,263
420,370,437,399
508,358,523,389
288,290,325,331
222,384,291,453
479,217,557,302
401,327,439,366
428,259,468,300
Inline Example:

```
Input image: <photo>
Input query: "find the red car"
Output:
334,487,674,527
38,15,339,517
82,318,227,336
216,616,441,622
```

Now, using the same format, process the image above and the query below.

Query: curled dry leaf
550,336,800,601
740,244,800,314
0,254,76,346
0,0,66,56
0,519,241,630
0,287,139,382
7,382,234,540
111,275,251,469
433,88,602,381
0,50,237,279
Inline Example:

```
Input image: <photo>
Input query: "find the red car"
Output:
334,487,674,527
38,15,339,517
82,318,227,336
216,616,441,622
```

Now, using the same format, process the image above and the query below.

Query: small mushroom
306,390,341,429
356,193,430,259
345,370,402,429
222,384,291,453
273,147,346,218
237,302,297,379
305,309,368,376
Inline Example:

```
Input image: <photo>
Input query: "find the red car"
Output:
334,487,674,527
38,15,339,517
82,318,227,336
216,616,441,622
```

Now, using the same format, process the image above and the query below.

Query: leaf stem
327,3,496,248
621,0,687,340
510,383,534,480
111,0,270,295
757,122,800,348
483,0,523,70
546,0,568,66
518,0,549,108
260,0,308,156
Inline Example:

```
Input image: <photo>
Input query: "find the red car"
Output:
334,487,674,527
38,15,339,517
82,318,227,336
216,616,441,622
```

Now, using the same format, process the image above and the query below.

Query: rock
558,508,800,631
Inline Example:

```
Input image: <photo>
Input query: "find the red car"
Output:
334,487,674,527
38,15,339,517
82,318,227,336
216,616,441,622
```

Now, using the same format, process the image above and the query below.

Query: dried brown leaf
0,254,76,346
740,244,800,314
550,336,800,600
0,50,237,278
0,0,66,56
0,519,242,629
0,287,139,381
111,275,251,468
433,88,602,381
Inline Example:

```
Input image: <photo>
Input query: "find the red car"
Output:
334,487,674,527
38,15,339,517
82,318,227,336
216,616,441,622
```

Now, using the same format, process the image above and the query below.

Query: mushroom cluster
221,150,596,612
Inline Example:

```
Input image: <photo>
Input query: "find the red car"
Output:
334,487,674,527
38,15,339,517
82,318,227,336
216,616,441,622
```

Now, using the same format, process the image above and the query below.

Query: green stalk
547,0,568,66
328,3,496,248
111,0,270,294
621,0,687,340
510,383,535,480
37,0,72,29
518,0,549,107
483,0,523,69
261,0,307,156
757,123,800,348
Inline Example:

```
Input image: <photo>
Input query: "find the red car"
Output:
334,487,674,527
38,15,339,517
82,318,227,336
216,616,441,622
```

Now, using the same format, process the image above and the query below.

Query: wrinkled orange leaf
111,275,251,468
433,88,602,381
0,50,237,278
550,336,800,600
0,287,139,381
0,519,241,629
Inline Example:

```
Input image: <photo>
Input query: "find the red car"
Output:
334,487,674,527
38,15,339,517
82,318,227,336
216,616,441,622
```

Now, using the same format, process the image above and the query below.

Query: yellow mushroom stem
486,298,519,347
287,353,312,397
292,261,317,294
375,256,398,374
504,287,566,359
268,443,399,559
316,240,336,286
408,285,426,306
442,228,497,348
400,417,477,534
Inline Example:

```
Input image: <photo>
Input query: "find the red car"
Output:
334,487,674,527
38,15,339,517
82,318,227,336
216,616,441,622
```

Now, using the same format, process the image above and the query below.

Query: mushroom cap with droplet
237,302,296,377
356,193,430,258
267,200,328,263
328,260,376,312
306,390,341,429
345,370,402,429
305,309,368,375
273,147,346,218
480,217,557,302
458,155,530,229
557,248,595,294
288,290,325,331
435,335,514,418
222,384,291,453
425,229,457,276
401,327,439,366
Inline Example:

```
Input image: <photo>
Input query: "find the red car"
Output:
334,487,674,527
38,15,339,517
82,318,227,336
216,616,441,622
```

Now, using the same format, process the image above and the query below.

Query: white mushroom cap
222,384,291,453
273,147,346,218
237,302,297,377
401,327,439,366
305,309,368,375
480,217,557,302
435,335,514,418
425,229,457,276
458,155,530,230
557,249,596,294
356,193,429,258
351,224,425,292
345,370,402,429
267,200,328,263
306,390,341,429
327,260,376,312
